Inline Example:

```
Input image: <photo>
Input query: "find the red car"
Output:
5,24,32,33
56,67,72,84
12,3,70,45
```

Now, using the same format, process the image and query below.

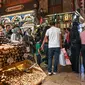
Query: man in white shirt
41,22,62,75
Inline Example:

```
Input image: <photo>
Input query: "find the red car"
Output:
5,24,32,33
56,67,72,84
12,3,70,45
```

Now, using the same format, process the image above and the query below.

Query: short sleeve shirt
46,26,61,48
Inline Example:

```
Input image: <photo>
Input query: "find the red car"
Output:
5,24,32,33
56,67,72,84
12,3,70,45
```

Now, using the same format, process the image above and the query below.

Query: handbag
59,49,66,66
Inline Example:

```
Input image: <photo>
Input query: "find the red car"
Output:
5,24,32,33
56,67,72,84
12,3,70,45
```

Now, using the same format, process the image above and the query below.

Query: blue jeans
48,48,60,72
36,54,41,66
42,43,48,64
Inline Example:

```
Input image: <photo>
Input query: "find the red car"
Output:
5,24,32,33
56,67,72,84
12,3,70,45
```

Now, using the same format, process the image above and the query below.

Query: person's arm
41,29,49,50
60,33,62,49
41,35,48,50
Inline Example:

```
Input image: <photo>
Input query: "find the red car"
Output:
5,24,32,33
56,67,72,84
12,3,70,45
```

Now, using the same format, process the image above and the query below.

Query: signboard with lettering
0,0,37,15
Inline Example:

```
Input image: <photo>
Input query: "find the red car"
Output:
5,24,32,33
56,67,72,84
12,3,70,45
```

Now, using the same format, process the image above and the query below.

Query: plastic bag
67,48,71,56
59,50,66,66
65,58,71,65
62,48,71,65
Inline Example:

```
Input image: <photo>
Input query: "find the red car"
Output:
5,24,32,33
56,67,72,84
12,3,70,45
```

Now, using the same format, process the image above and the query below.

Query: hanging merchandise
46,12,75,29
63,23,66,28
60,22,63,28
68,14,73,21
54,14,57,23
57,15,60,23
64,13,69,21
60,15,63,22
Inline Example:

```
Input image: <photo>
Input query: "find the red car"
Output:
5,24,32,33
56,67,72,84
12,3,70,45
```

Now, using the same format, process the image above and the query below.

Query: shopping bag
65,58,71,65
59,49,66,66
67,48,71,56
62,48,71,65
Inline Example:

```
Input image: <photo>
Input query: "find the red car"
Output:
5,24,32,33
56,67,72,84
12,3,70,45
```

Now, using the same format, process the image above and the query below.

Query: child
35,41,41,66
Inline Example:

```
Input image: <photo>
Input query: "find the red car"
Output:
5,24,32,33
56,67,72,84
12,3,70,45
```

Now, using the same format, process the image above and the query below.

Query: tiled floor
42,72,85,85
41,64,85,85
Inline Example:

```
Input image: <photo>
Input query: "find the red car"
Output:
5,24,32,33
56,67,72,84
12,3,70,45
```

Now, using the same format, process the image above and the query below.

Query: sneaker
48,72,52,75
53,72,57,75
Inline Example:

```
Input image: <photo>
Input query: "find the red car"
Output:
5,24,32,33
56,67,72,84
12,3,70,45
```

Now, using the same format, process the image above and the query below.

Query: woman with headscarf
11,26,22,43
70,21,81,73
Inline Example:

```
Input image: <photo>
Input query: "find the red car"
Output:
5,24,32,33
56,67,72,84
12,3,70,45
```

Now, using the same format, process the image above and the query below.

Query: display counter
0,60,47,85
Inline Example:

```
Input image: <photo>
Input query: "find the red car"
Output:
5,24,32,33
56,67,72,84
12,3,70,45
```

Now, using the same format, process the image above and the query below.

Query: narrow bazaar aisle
41,65,85,85
42,72,85,85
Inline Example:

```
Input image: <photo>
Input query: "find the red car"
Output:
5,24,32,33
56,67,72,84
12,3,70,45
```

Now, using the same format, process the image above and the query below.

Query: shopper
5,25,12,39
80,27,85,73
41,22,62,75
11,26,22,43
41,26,50,64
70,21,81,73
35,36,41,66
64,28,70,51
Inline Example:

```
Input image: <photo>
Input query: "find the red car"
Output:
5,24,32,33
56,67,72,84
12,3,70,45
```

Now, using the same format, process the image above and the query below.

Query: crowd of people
0,20,85,79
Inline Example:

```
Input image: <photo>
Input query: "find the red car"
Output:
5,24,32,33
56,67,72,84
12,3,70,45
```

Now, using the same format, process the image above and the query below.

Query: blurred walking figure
70,22,81,73
41,22,62,75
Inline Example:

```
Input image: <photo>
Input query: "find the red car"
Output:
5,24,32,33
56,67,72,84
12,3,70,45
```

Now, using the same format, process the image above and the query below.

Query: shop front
46,12,75,29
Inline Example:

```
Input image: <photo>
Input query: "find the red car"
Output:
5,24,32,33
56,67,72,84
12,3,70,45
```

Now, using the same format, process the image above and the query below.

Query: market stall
0,60,47,85
0,30,46,85
46,12,75,29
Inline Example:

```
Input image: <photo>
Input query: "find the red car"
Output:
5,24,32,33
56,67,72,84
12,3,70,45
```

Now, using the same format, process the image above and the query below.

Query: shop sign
5,5,24,12
0,0,37,15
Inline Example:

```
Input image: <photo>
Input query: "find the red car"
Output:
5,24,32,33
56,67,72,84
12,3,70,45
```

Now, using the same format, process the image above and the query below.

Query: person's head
17,28,22,34
50,22,55,26
55,23,60,28
12,25,20,33
6,25,11,31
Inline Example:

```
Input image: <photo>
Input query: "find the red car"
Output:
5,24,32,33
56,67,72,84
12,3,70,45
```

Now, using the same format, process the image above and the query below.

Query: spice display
0,60,47,85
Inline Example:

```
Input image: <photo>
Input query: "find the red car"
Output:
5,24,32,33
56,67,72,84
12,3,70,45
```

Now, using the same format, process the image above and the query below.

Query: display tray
0,60,47,85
